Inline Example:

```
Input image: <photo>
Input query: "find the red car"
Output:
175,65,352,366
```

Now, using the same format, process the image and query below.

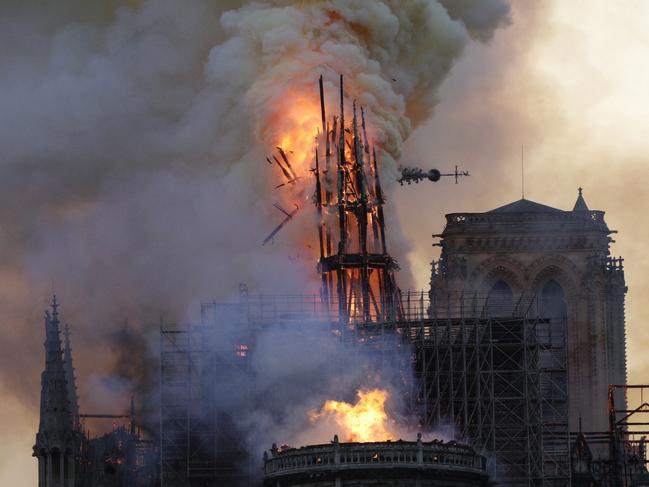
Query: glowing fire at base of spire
308,388,397,442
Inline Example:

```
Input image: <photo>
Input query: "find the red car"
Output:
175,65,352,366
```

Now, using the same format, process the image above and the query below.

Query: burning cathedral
34,76,639,487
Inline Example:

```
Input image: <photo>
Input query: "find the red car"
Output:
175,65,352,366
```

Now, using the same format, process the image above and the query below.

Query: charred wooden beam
262,204,300,245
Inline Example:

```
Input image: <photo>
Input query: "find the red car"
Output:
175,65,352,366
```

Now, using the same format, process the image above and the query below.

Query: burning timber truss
160,290,570,486
266,76,401,323
312,76,400,323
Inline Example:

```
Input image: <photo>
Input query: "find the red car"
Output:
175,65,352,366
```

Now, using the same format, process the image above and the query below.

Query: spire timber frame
313,75,400,324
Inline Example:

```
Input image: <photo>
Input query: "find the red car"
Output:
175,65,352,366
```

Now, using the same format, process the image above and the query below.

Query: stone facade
429,191,627,434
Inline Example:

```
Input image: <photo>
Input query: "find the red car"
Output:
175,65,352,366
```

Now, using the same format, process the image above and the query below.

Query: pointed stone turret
34,295,79,487
38,295,72,432
573,187,590,211
62,324,80,429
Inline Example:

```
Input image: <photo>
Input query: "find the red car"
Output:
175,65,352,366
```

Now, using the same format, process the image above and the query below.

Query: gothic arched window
486,280,513,317
541,279,567,319
540,279,567,354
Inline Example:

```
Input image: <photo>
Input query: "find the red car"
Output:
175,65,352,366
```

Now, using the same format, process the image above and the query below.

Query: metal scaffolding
159,290,570,486
598,384,649,486
394,291,570,485
349,290,571,485
160,303,252,486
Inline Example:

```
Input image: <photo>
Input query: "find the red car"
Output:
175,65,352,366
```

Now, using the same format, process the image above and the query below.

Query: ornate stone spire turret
38,295,72,431
63,324,80,428
573,187,590,211
34,295,79,487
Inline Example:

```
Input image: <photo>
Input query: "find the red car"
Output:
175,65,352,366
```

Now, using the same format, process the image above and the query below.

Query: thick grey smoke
227,318,417,444
180,311,453,483
0,0,511,475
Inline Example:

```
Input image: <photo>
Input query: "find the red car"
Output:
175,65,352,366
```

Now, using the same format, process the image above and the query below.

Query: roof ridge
487,198,564,214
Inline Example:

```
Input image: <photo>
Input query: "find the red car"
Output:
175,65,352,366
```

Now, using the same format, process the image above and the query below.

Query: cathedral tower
430,190,627,434
33,296,80,487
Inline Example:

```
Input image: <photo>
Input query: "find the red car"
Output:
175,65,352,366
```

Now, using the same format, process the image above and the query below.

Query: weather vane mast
398,165,469,185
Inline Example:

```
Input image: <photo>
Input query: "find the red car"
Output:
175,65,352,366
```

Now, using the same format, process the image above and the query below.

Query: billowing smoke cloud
0,0,510,483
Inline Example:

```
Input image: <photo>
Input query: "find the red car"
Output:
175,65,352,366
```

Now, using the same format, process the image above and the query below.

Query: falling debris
262,203,300,245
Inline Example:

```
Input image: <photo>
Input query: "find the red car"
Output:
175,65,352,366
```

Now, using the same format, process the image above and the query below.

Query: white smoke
0,0,511,481
235,0,510,171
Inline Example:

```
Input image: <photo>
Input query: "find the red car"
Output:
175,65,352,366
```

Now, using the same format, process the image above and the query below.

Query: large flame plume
273,95,322,178
266,91,322,216
309,388,397,442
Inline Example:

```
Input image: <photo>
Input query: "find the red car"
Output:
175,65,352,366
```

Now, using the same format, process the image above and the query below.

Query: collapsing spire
313,75,400,323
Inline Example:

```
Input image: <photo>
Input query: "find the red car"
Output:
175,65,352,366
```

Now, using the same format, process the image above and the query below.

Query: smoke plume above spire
0,0,510,310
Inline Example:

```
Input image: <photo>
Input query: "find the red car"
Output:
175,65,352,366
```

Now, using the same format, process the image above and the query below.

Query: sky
3,1,649,485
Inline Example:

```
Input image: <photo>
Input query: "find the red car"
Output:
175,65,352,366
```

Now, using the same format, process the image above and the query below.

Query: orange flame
269,92,321,182
261,89,326,265
309,388,397,442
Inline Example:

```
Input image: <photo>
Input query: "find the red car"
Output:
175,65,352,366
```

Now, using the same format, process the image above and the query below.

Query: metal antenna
521,144,525,200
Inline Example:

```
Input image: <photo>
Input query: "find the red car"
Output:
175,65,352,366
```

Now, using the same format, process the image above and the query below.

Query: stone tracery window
486,280,513,317
540,279,567,367
540,279,567,319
